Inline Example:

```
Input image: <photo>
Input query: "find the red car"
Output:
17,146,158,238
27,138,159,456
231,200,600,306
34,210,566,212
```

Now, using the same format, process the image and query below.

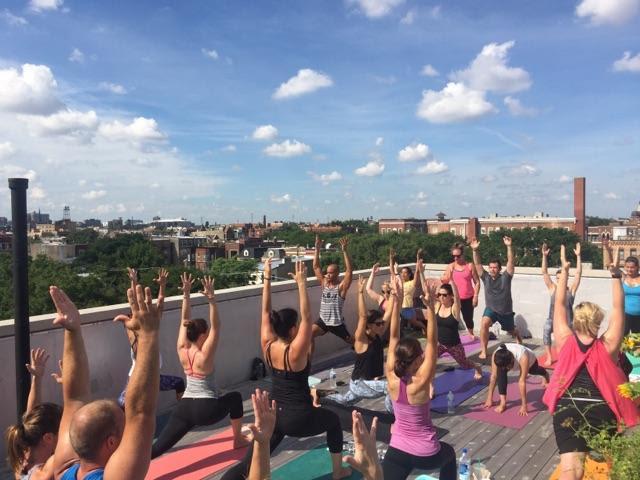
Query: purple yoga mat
463,377,546,429
439,334,481,359
430,368,489,413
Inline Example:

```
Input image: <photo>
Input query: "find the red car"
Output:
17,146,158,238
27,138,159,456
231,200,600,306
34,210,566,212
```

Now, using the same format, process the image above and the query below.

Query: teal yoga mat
272,445,362,480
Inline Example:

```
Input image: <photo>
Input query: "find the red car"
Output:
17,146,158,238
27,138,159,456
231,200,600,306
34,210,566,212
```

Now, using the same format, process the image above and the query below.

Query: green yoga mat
272,445,362,480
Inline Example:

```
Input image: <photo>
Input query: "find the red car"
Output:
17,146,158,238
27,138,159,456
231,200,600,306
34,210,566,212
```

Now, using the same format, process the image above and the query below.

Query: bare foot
233,433,252,449
311,389,321,408
467,330,476,340
474,368,483,381
332,466,352,479
494,404,506,414
478,351,487,360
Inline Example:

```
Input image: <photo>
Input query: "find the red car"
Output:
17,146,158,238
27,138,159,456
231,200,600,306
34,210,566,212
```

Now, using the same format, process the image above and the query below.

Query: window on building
481,227,486,234
630,249,637,257
450,228,456,234
488,227,493,232
619,249,625,261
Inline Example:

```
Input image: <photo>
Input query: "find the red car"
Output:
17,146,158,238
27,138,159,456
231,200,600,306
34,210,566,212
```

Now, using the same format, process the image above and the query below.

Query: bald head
69,400,124,463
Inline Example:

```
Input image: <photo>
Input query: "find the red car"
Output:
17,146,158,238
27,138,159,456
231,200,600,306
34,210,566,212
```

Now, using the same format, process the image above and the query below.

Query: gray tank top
319,284,344,326
182,349,219,399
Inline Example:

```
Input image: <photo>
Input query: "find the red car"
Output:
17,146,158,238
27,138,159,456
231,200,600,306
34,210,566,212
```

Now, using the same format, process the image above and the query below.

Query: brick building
378,219,427,234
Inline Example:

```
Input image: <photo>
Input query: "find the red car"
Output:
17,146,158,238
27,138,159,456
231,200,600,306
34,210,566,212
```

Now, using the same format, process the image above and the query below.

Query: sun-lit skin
451,248,465,266
400,267,412,282
488,261,502,279
625,260,639,278
324,264,340,285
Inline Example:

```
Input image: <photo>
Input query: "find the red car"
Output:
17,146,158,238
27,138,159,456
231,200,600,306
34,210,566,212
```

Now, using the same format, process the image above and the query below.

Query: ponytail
184,318,208,342
393,338,422,378
5,423,26,474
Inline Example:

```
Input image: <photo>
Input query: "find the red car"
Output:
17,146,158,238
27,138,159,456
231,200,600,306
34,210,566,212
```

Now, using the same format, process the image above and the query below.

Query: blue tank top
623,282,640,316
60,464,104,480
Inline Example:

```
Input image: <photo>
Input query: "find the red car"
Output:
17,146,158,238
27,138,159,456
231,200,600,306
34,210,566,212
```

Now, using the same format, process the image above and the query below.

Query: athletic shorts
314,318,352,341
553,398,616,454
483,307,515,332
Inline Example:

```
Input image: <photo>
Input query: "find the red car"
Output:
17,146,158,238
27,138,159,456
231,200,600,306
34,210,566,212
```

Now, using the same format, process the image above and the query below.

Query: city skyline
1,0,639,222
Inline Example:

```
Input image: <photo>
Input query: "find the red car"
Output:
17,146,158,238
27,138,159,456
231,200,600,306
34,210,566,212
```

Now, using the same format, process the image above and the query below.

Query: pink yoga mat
146,428,247,480
537,348,558,369
463,378,546,429
439,334,481,359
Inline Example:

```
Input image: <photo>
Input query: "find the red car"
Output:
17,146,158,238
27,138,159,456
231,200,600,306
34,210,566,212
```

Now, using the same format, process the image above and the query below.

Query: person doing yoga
604,238,640,333
483,343,548,416
382,275,457,480
393,248,427,331
365,262,392,312
543,245,639,480
152,273,249,458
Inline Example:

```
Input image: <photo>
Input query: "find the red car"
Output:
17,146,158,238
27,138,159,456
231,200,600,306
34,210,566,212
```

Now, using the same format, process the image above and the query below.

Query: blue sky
0,0,639,224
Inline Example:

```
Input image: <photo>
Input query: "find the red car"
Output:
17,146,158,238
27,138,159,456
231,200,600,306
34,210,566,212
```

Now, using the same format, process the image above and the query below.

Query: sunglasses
452,254,461,258
437,293,450,297
373,321,385,327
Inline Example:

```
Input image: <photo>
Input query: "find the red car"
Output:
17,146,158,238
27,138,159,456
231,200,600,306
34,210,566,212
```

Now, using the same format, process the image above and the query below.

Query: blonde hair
572,302,604,338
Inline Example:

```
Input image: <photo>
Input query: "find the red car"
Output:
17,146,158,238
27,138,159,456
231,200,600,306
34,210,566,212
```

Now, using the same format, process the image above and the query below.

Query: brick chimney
574,177,586,240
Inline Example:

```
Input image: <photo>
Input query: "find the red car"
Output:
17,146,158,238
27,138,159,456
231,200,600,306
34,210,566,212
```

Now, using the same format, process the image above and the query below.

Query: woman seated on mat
323,272,392,410
151,273,249,458
382,274,457,480
543,245,639,480
483,343,549,416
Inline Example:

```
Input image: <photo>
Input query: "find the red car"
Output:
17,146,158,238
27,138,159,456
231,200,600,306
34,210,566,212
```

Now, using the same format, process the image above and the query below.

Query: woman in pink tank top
441,242,480,338
383,268,457,480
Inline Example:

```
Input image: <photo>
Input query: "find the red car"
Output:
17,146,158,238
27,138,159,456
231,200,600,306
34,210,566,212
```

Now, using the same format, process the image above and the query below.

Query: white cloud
0,64,62,114
273,69,333,100
355,160,385,177
482,174,496,183
0,141,16,159
271,193,292,203
98,82,127,94
450,41,531,94
558,174,572,183
400,9,416,24
1,9,28,25
252,124,279,141
416,160,448,175
576,0,640,25
263,139,311,157
0,164,37,181
68,48,85,64
98,117,167,143
201,48,219,60
504,96,537,117
398,143,430,162
311,171,342,185
420,64,439,77
375,136,384,147
509,163,539,176
21,109,99,139
604,192,621,200
613,51,640,73
29,0,63,12
416,191,428,200
416,82,496,123
29,186,46,200
81,190,107,200
221,144,236,152
347,0,405,18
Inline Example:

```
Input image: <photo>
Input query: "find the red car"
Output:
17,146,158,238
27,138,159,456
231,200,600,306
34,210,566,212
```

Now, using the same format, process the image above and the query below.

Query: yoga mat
463,378,546,429
549,455,610,479
430,369,489,414
439,334,481,359
626,352,640,369
146,428,248,480
537,348,558,369
309,375,322,387
272,444,362,480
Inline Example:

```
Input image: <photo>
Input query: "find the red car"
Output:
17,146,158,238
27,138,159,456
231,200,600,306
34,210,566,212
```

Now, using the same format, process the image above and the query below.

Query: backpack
250,357,267,381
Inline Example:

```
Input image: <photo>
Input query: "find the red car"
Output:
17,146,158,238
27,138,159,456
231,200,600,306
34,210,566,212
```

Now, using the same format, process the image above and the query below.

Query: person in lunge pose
441,242,480,339
393,248,427,331
544,245,639,480
152,273,249,458
471,236,522,360
312,235,355,345
540,243,582,367
483,343,549,416
382,275,457,480
365,262,392,312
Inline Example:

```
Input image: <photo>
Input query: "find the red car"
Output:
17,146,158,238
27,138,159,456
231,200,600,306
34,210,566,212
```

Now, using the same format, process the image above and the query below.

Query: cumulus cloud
0,64,62,114
613,51,640,72
0,141,16,159
252,124,278,141
420,64,439,77
347,0,405,18
398,143,430,162
375,136,384,146
450,41,531,94
504,96,537,116
271,193,292,203
416,191,428,200
221,144,236,152
98,82,127,94
29,0,64,12
604,192,621,200
201,48,219,60
29,186,46,200
416,82,495,123
508,163,539,176
576,0,640,25
273,69,333,100
558,174,572,183
81,190,107,200
355,160,385,177
1,9,28,25
99,117,167,142
21,109,99,139
68,48,85,64
400,9,416,24
416,160,448,175
310,171,342,185
0,164,37,181
263,139,311,157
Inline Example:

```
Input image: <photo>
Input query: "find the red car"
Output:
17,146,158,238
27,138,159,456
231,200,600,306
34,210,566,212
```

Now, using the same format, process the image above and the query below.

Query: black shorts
625,313,640,334
459,297,474,330
552,398,616,454
315,318,352,341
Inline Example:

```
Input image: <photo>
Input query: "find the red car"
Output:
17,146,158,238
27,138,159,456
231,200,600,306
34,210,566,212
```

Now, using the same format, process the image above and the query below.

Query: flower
618,383,634,399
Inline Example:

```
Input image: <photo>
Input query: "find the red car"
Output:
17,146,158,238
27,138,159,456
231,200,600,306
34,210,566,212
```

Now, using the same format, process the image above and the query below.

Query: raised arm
570,242,582,296
553,245,573,351
313,235,324,286
415,281,438,385
339,236,354,296
385,280,401,376
154,268,169,315
471,263,480,307
105,283,161,480
389,248,398,276
470,239,485,278
450,278,462,321
354,276,368,345
602,236,613,270
198,276,220,365
247,390,277,480
25,348,50,414
504,236,515,276
288,261,314,364
366,263,383,305
414,249,424,295
177,272,194,351
260,258,278,350
602,262,625,357
541,243,555,292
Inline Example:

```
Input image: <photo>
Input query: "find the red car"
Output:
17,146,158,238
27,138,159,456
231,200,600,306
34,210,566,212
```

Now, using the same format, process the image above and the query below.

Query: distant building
0,232,11,252
195,245,226,271
28,210,51,225
0,217,8,228
54,219,77,234
82,219,103,228
378,219,427,234
301,224,342,234
107,218,124,230
150,218,195,230
30,242,86,263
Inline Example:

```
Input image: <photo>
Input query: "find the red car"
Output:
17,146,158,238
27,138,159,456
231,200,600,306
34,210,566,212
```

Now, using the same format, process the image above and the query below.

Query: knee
481,317,492,328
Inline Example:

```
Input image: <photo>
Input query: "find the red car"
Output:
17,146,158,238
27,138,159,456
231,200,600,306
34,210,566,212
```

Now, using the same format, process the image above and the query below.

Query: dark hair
69,400,122,463
451,242,465,253
438,283,453,296
625,256,639,267
184,318,208,342
494,344,515,370
366,310,383,325
270,308,298,340
488,258,502,268
5,403,62,474
401,266,414,281
393,338,422,378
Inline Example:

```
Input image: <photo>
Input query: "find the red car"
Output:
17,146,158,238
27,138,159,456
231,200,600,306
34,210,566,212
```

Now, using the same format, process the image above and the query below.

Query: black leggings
460,297,475,330
220,404,343,479
497,360,548,395
626,313,640,334
151,392,243,458
382,443,457,480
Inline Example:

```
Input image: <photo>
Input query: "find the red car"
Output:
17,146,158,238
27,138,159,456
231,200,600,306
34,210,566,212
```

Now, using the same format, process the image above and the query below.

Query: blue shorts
483,307,515,332
400,307,416,321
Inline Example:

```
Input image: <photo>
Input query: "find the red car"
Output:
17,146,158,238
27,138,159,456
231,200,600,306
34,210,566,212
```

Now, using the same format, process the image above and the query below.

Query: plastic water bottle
458,448,470,480
447,390,455,414
329,368,337,388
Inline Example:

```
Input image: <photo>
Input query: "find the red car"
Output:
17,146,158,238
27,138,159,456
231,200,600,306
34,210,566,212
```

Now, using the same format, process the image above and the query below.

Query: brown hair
393,338,423,378
184,318,208,342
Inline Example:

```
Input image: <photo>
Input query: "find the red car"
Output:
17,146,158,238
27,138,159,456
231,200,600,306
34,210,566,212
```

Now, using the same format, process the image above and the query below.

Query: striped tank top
319,284,344,326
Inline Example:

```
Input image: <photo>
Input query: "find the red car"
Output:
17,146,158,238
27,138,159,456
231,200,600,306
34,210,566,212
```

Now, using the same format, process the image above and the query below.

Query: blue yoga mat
430,369,489,414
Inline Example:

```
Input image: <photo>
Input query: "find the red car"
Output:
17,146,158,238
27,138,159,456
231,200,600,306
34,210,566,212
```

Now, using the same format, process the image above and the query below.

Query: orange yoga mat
146,428,247,480
549,456,610,480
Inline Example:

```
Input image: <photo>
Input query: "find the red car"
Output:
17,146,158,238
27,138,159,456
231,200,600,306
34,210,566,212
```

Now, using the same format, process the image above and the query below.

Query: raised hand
51,360,63,384
26,348,49,378
264,258,272,279
342,411,381,480
358,275,365,294
200,276,216,303
339,236,350,250
247,389,276,445
371,262,380,275
573,242,581,257
49,286,81,331
560,245,570,271
470,239,480,251
288,260,307,286
127,267,138,284
503,236,512,247
114,284,161,335
154,268,169,287
315,234,322,250
542,243,550,257
416,248,423,260
179,272,194,294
